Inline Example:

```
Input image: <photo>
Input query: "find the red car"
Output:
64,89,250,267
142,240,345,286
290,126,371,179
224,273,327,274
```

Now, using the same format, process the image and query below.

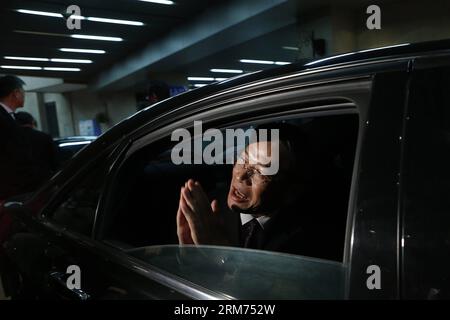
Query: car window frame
401,55,450,299
38,139,126,240
93,76,371,299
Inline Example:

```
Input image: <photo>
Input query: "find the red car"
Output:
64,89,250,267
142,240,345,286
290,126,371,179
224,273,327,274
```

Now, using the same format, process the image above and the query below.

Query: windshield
127,245,346,299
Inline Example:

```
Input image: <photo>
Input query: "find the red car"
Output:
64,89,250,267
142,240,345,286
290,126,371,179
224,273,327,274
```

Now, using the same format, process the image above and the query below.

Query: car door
401,54,450,299
346,61,411,299
3,138,224,299
4,60,410,300
3,142,128,299
93,72,372,299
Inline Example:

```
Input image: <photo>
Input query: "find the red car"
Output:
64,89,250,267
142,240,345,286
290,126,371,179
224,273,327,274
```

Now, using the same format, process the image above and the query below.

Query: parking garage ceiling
0,0,353,90
0,0,228,81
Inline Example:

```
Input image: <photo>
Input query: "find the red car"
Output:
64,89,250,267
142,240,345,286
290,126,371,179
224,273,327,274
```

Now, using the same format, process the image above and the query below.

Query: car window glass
102,113,358,263
55,138,94,167
47,158,109,236
128,245,346,299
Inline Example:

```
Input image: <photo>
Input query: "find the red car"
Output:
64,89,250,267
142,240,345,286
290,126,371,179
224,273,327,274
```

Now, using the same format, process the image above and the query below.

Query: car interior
101,113,359,262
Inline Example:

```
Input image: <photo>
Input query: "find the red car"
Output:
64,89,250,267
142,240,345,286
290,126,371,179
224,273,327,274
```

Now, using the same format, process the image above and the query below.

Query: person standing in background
15,111,59,182
0,75,39,200
137,80,171,111
147,80,170,104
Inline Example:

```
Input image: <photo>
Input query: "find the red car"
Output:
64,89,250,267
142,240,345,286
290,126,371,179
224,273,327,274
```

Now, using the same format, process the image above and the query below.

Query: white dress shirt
0,102,14,118
240,213,271,229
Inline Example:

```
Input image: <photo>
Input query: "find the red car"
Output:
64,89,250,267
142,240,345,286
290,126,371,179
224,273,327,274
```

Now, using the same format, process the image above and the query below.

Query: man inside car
176,123,321,257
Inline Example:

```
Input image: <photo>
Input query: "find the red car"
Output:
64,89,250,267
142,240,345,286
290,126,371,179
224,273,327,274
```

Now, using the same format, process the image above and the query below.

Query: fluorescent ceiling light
60,48,105,54
50,58,92,64
59,141,91,147
5,56,92,64
71,34,123,42
240,59,291,66
240,59,275,65
1,65,42,70
193,84,207,88
214,78,228,81
187,77,214,81
17,9,143,26
139,0,175,5
17,9,62,18
282,46,299,51
210,68,243,74
87,17,144,26
4,56,49,62
44,67,81,71
0,65,82,71
14,30,121,42
70,15,85,20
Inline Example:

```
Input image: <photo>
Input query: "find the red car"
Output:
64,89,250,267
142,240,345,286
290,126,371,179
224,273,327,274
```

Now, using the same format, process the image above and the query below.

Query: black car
2,39,450,300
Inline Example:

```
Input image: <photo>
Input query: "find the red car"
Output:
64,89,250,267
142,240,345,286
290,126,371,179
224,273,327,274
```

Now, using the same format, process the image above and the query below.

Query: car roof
289,39,450,70
147,38,450,108
90,39,450,151
202,39,450,91
37,39,450,204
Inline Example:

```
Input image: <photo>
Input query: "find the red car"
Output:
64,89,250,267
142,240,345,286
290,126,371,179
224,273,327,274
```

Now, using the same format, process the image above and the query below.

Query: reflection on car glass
128,245,345,300
105,114,357,264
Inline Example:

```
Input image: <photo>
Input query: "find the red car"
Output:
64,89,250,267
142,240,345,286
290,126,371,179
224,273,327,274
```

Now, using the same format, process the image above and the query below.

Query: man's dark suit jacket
19,127,59,183
226,204,343,261
0,107,41,200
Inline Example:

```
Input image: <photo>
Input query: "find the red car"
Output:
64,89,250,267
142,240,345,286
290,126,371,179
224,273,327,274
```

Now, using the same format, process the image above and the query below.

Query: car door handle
48,271,91,300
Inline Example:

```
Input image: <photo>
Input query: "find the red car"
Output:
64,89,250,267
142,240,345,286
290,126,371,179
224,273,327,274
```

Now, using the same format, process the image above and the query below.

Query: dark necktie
242,218,263,249
9,112,15,120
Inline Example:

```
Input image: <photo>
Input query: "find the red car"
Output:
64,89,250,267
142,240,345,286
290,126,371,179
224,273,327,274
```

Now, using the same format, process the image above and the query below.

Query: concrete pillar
36,92,49,133
330,7,357,54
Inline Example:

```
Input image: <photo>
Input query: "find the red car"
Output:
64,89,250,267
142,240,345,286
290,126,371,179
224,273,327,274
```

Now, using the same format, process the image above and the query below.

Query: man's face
227,141,290,215
13,88,25,109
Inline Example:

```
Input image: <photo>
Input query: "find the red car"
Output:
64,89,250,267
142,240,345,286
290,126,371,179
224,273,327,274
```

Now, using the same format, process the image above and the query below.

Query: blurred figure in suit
137,80,171,111
15,111,59,182
147,81,170,104
0,75,39,200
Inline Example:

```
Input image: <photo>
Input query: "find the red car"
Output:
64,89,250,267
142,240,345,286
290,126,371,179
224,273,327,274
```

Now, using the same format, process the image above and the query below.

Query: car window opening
103,113,359,263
